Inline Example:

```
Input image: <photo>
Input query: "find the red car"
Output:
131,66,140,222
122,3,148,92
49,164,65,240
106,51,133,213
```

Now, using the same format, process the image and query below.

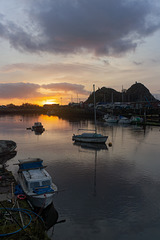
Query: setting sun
41,98,59,106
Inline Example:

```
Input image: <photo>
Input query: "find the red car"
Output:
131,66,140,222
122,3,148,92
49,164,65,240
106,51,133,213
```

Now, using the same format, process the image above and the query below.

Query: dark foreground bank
0,166,50,240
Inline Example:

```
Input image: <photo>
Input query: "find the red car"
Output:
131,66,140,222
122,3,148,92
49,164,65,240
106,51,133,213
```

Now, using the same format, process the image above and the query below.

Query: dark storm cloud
0,82,89,99
0,0,160,56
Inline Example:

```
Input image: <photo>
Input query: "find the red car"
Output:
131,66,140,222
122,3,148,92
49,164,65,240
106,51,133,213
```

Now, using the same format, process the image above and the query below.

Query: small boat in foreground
17,158,57,208
0,140,17,156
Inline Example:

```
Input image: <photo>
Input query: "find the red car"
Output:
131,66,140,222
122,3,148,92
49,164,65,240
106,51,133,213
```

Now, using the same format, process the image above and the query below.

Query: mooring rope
0,207,44,237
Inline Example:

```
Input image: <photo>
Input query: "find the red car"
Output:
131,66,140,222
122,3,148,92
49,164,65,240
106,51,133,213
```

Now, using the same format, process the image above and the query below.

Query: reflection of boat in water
33,129,45,135
0,151,17,164
73,141,108,151
41,203,59,230
74,139,108,197
36,202,66,237
72,85,108,144
0,140,17,156
17,158,57,208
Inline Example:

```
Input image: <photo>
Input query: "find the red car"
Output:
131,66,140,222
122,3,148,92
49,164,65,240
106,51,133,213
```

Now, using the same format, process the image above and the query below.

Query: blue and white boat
17,158,57,208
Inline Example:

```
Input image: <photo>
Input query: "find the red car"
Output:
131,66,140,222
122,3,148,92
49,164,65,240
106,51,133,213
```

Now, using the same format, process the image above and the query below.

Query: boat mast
93,84,97,134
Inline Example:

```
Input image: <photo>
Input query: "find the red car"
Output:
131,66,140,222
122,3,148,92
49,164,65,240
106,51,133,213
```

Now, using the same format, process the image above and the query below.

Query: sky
0,0,160,106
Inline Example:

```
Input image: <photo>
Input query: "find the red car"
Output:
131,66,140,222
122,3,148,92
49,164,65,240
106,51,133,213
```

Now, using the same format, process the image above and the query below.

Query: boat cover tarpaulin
19,159,43,170
14,184,24,195
76,133,103,138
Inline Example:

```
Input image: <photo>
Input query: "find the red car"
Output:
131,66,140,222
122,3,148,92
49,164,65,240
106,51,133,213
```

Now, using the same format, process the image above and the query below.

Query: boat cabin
33,122,43,127
21,169,52,192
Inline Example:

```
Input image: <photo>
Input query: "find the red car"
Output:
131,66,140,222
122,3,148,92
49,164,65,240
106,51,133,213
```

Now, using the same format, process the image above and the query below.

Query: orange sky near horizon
0,94,86,106
0,97,63,106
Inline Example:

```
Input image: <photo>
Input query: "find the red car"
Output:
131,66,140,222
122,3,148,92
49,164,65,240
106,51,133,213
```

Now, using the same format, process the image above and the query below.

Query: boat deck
22,168,50,182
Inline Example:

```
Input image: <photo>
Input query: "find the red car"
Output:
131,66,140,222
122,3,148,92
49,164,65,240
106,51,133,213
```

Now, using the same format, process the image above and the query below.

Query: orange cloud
0,82,89,105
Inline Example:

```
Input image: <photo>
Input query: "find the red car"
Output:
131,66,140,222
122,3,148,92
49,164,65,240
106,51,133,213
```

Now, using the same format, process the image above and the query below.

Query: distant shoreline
0,107,160,126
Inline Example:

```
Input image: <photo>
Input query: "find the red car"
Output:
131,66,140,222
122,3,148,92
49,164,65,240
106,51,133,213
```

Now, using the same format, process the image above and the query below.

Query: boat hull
72,135,108,143
103,114,119,123
104,118,119,123
0,140,17,156
118,117,131,124
18,176,57,208
27,192,55,208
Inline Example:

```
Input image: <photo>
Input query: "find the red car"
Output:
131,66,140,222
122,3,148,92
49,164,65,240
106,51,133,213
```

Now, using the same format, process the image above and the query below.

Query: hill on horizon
85,82,157,104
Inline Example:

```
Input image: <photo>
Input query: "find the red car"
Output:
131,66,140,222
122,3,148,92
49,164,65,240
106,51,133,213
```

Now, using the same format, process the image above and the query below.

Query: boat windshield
30,182,40,189
42,180,51,186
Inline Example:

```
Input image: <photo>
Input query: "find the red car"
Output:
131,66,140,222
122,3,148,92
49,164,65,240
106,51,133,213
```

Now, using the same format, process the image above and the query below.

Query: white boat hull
103,115,119,123
27,192,55,208
18,176,57,208
118,117,131,124
105,119,118,123
130,116,143,124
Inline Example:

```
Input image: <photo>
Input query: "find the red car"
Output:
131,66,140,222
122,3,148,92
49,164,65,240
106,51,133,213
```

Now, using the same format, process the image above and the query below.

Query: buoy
17,194,26,200
108,142,112,147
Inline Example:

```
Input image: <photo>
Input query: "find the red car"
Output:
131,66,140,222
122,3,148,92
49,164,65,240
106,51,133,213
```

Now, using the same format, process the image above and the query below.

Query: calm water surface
1,114,160,240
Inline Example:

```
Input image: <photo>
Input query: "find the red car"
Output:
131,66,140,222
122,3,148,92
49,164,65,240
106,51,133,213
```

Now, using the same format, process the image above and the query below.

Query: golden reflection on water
40,115,70,130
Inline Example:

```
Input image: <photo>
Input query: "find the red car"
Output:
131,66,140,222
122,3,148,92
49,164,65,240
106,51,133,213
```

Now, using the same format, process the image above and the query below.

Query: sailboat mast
93,84,97,134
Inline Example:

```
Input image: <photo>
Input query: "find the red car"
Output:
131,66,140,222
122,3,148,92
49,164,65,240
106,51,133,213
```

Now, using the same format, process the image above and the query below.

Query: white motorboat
118,116,131,124
72,85,108,144
0,140,17,156
103,114,119,123
130,116,143,124
17,158,57,208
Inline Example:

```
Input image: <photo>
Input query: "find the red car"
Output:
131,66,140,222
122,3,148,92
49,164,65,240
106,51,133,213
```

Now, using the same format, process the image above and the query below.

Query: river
1,114,160,240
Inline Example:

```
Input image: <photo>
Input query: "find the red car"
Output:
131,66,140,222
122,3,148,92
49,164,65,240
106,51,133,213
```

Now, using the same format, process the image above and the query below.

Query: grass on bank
0,199,50,240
